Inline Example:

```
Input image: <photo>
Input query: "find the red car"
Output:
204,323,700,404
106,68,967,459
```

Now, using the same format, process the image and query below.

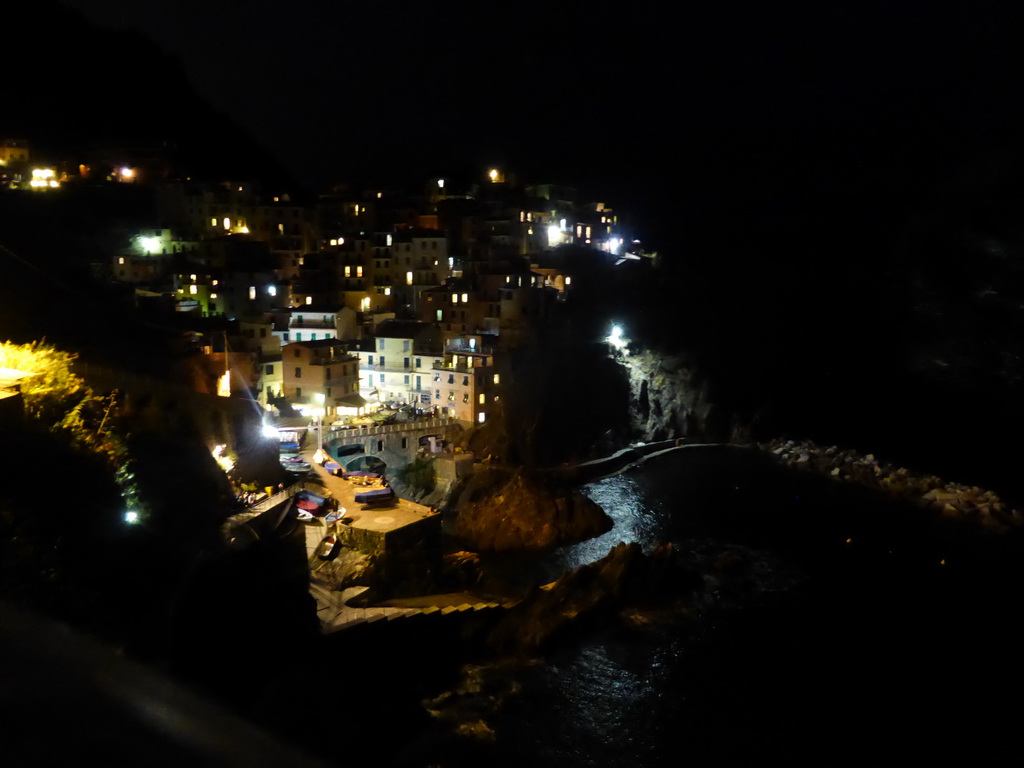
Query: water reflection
552,472,669,572
497,632,692,768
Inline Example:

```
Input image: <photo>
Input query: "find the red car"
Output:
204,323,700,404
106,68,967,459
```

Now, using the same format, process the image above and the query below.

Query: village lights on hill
29,167,59,188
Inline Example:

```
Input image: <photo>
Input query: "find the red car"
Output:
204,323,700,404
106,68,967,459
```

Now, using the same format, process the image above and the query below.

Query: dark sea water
438,446,1024,768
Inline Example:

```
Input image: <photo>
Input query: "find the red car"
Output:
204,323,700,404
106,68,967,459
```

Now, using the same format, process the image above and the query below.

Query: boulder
451,470,612,552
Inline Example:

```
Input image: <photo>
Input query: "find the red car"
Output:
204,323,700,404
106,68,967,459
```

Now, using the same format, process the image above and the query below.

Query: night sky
51,1,1024,251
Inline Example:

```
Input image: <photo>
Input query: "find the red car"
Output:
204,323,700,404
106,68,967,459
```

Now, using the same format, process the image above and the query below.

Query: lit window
478,412,486,423
406,271,413,285
223,217,230,230
211,218,217,227
493,374,500,384
478,393,485,404
357,266,363,277
384,287,391,296
345,266,351,277
386,234,393,246
118,257,125,265
565,276,572,286
306,296,313,305
330,239,338,246
210,293,218,299
189,285,198,295
461,293,468,303
452,294,458,304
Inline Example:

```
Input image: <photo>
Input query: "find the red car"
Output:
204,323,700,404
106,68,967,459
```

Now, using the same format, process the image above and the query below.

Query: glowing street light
314,393,326,449
607,324,627,351
124,509,140,524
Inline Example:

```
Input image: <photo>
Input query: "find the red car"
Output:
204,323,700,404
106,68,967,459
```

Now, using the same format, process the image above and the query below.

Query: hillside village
3,139,646,432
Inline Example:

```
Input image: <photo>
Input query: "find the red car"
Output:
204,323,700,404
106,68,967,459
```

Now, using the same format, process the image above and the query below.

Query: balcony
290,319,335,329
432,362,474,374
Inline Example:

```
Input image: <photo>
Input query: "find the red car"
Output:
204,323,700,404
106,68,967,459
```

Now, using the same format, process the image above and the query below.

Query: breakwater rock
485,540,797,656
762,438,1024,532
450,469,612,551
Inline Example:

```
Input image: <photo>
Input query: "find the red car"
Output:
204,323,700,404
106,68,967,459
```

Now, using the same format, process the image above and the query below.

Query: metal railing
326,417,456,440
248,479,327,513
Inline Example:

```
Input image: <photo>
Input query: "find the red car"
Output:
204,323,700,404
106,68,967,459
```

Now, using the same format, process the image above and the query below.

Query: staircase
310,583,509,633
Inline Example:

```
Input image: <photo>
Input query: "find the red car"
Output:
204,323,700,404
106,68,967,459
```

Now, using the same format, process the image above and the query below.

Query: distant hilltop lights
29,167,59,188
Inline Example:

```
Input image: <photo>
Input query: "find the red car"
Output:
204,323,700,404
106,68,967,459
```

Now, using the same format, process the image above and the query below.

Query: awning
336,393,368,408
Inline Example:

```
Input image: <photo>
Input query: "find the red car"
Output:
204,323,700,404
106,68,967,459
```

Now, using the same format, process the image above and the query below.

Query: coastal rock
615,349,723,442
486,542,702,654
760,437,1022,532
311,547,371,591
423,659,532,741
451,469,612,551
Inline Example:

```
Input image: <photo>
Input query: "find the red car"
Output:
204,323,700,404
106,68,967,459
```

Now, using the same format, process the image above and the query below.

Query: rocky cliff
449,469,612,552
613,346,739,444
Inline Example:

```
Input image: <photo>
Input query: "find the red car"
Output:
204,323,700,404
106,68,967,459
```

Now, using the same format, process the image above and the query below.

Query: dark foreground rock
450,469,612,551
485,542,692,655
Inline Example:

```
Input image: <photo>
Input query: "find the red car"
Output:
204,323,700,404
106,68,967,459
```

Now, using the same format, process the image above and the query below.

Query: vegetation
399,455,437,495
0,340,138,509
